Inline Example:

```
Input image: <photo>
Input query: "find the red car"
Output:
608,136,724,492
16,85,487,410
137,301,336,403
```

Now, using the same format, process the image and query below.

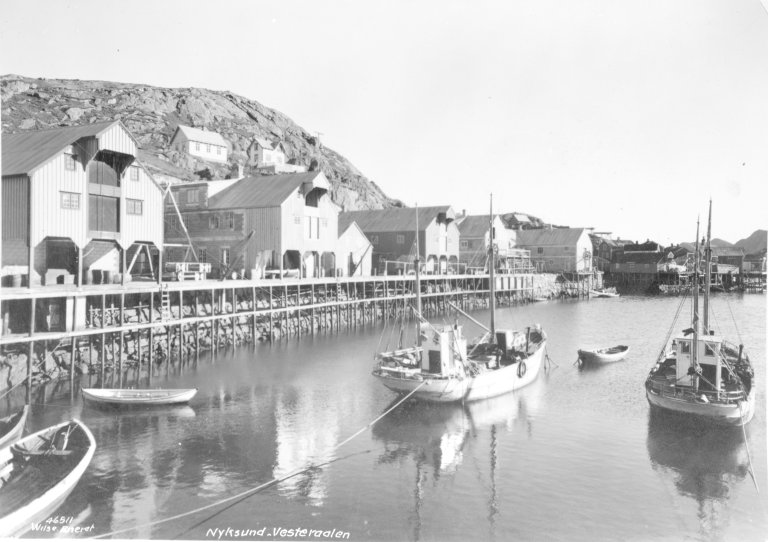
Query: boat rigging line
89,380,428,540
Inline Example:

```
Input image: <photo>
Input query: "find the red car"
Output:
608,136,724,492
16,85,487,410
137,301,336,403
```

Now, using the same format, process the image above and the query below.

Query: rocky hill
735,230,767,255
0,74,398,211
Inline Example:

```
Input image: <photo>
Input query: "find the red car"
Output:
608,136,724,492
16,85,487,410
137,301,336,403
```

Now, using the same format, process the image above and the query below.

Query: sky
1,0,767,246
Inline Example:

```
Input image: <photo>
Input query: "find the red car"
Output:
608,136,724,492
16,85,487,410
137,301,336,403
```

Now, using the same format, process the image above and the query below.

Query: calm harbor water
6,293,767,541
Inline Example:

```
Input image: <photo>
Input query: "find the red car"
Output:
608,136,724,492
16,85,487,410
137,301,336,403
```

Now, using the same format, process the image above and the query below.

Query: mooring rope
90,380,427,540
738,401,760,495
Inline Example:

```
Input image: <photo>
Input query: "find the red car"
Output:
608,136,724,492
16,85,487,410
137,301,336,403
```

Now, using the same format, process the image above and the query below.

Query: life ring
517,361,527,378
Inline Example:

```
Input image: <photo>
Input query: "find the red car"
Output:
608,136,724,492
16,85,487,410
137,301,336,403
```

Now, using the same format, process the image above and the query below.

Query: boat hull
645,385,756,427
82,388,198,406
0,420,96,537
578,346,630,363
374,341,546,403
0,406,28,450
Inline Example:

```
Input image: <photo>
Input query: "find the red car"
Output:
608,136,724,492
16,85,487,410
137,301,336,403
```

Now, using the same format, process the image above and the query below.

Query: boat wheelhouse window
704,343,716,356
680,341,691,354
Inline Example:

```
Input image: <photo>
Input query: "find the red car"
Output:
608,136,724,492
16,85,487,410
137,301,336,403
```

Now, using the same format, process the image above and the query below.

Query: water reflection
372,388,538,541
273,387,340,506
646,410,752,538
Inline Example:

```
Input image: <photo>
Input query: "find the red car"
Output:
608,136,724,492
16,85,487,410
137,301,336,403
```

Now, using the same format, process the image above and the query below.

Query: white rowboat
578,345,630,363
82,388,198,406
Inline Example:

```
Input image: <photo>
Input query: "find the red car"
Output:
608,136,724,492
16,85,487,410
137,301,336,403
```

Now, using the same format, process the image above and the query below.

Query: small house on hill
339,206,459,275
2,120,164,288
170,125,228,163
164,171,338,278
456,215,515,270
251,137,306,174
515,228,592,273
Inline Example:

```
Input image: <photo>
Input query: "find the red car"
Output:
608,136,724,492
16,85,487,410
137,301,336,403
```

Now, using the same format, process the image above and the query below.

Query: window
226,212,235,229
397,234,405,245
206,144,211,153
704,343,715,357
537,247,543,254
216,146,222,155
195,142,200,151
64,153,77,171
321,218,328,227
167,215,179,231
372,235,379,245
127,199,143,215
681,341,691,354
209,215,220,229
294,215,302,225
564,246,570,251
60,191,80,210
199,248,207,263
460,240,468,249
187,189,199,204
129,166,139,181
89,195,119,232
221,247,230,266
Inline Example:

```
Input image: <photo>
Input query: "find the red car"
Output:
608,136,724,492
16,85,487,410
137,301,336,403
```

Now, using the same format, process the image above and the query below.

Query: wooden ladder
161,286,171,321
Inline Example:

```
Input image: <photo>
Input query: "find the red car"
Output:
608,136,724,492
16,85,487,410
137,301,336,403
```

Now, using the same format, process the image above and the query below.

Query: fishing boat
0,406,28,450
372,198,548,403
577,345,630,364
644,202,756,426
81,387,198,406
0,419,96,537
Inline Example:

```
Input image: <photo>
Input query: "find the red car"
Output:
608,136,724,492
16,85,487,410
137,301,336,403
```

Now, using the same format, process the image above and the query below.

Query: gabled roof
457,215,497,238
208,172,328,209
173,125,228,147
2,120,131,176
516,228,587,247
339,220,371,243
254,137,276,150
339,206,455,234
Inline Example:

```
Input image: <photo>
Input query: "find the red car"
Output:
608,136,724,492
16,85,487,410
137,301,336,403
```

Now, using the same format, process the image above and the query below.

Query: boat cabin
672,333,723,391
423,325,467,377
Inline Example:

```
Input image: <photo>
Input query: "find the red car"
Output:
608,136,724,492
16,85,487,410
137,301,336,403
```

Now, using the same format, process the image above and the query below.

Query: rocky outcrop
1,74,396,211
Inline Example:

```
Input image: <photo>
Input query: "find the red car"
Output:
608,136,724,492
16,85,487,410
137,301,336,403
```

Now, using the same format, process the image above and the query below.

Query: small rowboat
81,387,198,406
578,345,630,363
0,419,96,537
0,406,29,450
589,289,620,298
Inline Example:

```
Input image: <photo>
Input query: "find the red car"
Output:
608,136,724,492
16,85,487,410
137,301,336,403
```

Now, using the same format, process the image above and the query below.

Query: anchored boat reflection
646,409,752,536
372,382,543,541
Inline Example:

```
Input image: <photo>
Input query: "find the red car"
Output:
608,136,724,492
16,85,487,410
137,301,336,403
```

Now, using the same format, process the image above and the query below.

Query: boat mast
489,194,496,340
703,199,712,334
415,204,422,348
692,217,700,390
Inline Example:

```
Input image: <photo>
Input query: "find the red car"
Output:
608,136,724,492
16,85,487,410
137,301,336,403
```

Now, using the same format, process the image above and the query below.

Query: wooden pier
0,272,576,395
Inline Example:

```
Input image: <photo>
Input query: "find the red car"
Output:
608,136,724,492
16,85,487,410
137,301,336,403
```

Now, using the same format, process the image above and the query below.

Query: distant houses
252,137,307,174
339,206,460,274
170,125,228,163
456,214,515,270
1,121,164,287
164,171,339,278
515,228,593,273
